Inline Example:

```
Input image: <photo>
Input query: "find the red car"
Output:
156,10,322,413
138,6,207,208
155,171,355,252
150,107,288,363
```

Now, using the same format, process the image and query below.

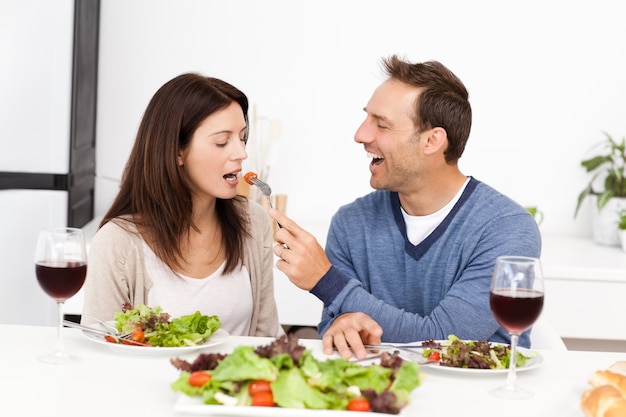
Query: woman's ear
177,150,185,167
423,127,448,155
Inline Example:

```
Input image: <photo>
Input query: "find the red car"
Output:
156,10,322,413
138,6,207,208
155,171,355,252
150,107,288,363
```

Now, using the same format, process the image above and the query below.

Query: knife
363,344,438,364
364,344,425,350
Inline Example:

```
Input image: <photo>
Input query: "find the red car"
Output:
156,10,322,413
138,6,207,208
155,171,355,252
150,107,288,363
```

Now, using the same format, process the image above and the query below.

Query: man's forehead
365,80,419,123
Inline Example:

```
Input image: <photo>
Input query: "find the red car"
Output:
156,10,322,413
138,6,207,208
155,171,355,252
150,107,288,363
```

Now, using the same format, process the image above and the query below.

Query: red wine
36,260,87,302
490,288,544,334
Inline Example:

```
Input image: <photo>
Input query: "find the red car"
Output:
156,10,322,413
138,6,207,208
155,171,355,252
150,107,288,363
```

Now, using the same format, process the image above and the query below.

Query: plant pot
590,196,626,246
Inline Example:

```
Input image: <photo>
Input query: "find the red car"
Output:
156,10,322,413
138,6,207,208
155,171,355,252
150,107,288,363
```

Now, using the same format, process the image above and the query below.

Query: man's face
354,78,425,192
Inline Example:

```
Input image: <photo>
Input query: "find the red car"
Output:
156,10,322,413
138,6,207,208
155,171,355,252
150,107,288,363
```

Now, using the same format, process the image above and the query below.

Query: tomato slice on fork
244,171,258,185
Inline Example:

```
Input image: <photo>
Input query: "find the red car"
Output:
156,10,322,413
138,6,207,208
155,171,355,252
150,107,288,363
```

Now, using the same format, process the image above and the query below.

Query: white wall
96,0,626,239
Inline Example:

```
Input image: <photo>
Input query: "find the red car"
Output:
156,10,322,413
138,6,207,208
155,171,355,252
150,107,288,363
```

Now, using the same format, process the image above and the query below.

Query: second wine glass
35,227,88,364
489,255,544,399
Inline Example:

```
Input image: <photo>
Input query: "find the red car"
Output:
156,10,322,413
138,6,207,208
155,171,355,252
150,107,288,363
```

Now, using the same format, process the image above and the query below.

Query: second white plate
415,342,543,374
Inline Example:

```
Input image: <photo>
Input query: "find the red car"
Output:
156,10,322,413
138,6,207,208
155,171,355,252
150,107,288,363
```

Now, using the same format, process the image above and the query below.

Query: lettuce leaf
212,346,279,382
114,305,221,347
147,311,221,347
272,367,344,409
389,361,421,394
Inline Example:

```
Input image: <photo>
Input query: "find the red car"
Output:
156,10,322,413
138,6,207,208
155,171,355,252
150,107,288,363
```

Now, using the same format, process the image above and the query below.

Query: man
270,55,541,359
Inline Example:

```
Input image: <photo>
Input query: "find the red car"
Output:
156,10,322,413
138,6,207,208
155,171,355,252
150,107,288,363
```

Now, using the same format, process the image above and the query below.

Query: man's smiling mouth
367,151,384,166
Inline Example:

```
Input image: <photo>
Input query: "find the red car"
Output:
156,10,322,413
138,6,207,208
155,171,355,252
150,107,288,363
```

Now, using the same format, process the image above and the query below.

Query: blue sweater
311,178,542,348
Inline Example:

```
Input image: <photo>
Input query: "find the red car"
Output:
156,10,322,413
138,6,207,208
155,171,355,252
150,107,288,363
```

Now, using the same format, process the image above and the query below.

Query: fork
62,320,146,345
345,347,437,365
73,316,134,339
248,176,282,229
84,314,122,336
248,177,274,208
363,344,438,365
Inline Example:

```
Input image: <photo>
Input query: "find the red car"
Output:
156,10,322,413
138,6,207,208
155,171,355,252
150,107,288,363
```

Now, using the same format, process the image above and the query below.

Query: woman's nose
234,139,248,160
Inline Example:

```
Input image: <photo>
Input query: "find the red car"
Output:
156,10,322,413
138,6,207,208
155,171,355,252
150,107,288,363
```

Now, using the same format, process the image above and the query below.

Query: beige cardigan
80,200,281,337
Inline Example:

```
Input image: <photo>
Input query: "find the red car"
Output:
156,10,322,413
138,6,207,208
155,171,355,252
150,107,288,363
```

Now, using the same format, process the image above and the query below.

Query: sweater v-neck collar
391,177,479,260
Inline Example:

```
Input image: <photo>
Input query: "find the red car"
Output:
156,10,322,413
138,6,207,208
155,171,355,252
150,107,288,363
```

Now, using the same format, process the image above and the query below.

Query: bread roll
589,370,626,397
581,385,626,417
581,361,626,417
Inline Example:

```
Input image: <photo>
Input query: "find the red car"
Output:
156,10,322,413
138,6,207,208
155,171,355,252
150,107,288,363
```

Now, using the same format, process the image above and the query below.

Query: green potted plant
575,132,626,246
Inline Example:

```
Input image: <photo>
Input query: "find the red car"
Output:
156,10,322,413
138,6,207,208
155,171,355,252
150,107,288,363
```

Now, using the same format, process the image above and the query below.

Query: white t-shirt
402,178,470,245
142,241,253,336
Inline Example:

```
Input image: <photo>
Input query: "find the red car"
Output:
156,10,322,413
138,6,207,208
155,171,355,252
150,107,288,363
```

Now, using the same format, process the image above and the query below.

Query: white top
402,178,470,245
143,241,253,336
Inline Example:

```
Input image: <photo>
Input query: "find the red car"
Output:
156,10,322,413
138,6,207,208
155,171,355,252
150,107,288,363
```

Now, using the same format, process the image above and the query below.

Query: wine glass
35,227,87,364
489,256,544,399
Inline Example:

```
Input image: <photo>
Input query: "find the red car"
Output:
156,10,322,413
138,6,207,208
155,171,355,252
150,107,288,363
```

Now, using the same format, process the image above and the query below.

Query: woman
81,73,281,337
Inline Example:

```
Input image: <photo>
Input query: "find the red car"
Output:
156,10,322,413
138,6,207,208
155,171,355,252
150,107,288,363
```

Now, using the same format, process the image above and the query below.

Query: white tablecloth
1,323,621,416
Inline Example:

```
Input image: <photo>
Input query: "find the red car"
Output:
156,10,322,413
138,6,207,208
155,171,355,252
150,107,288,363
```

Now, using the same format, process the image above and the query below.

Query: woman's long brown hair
100,73,250,274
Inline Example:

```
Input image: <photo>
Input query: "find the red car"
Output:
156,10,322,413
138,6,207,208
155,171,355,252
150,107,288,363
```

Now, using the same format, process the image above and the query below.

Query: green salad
420,334,532,369
114,304,221,347
171,335,422,414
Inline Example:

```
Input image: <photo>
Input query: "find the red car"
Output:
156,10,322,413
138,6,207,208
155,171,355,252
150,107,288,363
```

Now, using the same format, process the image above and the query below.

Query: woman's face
177,101,248,201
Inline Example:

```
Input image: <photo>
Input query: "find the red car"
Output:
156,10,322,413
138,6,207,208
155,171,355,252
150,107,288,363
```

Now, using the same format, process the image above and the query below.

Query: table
1,324,624,416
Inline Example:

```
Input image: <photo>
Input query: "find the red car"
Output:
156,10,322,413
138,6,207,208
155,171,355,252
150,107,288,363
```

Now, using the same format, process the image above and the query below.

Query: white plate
82,323,229,356
414,341,543,374
175,393,413,416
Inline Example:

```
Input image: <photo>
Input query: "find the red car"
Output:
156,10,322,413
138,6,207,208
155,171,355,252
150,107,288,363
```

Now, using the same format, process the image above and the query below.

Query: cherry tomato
188,371,212,387
244,171,258,186
104,335,117,344
251,391,275,407
347,398,371,412
427,351,441,361
248,380,272,395
130,329,145,343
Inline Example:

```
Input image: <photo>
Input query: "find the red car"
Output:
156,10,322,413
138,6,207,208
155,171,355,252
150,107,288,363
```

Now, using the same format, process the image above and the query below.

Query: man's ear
423,127,448,155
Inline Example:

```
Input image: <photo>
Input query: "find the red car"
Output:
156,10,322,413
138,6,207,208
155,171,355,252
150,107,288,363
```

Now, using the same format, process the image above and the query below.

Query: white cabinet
541,236,626,341
273,267,322,327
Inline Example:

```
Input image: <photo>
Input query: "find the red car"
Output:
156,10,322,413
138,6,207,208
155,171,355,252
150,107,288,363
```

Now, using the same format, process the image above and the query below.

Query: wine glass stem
55,301,65,354
505,333,519,390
